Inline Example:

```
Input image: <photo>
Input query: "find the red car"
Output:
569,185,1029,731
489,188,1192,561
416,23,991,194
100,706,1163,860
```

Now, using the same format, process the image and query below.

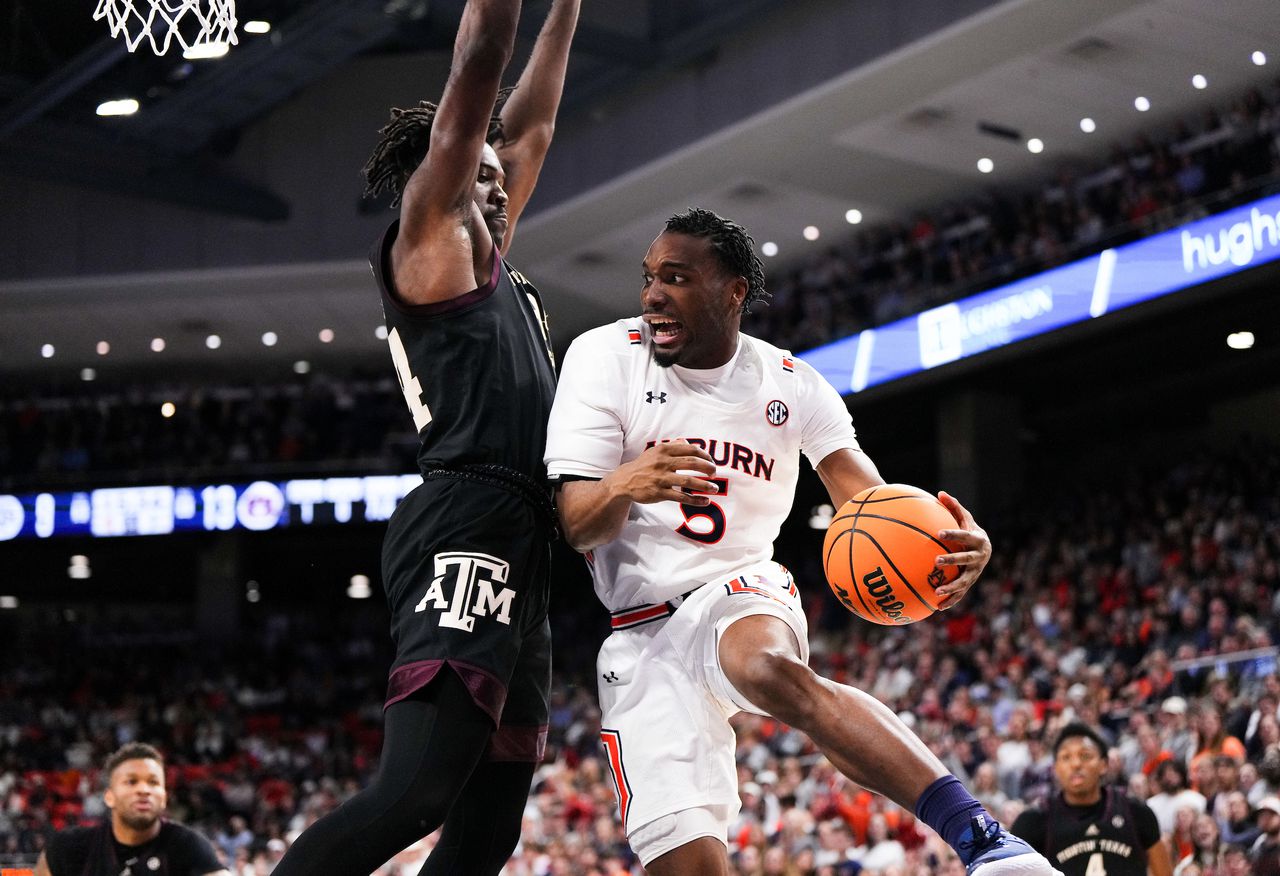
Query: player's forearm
453,0,522,76
556,475,634,552
499,0,580,144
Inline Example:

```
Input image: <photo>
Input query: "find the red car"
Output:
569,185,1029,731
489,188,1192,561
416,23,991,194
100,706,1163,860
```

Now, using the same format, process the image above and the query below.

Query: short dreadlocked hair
664,208,769,313
362,87,515,208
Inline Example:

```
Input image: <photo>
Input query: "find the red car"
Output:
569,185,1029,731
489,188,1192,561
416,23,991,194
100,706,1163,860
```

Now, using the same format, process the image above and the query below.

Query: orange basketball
822,484,962,625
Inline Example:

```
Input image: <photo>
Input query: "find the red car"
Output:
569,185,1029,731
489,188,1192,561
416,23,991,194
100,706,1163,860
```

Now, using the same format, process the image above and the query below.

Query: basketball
822,484,962,625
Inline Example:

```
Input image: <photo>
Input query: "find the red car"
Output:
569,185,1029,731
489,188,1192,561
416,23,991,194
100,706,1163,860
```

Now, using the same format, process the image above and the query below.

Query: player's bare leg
719,615,948,802
644,837,732,876
719,615,1061,875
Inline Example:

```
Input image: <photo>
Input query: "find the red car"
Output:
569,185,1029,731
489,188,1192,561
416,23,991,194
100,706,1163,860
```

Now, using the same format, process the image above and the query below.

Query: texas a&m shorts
381,476,552,761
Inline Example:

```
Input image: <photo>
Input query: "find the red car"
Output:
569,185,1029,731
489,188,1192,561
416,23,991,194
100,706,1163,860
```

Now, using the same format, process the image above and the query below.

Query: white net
94,0,239,56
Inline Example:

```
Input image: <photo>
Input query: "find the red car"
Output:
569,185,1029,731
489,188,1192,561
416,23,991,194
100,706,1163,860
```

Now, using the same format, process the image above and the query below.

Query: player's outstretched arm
494,0,580,249
394,0,522,303
34,852,52,876
556,442,717,552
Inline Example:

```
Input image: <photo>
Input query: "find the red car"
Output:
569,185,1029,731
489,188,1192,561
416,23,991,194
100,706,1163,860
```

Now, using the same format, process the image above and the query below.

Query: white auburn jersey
545,318,860,611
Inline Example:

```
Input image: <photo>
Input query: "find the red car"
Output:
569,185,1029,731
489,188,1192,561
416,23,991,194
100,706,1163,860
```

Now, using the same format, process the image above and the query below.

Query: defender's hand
932,490,992,610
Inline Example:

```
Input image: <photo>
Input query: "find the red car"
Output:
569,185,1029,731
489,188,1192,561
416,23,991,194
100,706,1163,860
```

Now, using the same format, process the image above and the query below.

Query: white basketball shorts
595,561,809,863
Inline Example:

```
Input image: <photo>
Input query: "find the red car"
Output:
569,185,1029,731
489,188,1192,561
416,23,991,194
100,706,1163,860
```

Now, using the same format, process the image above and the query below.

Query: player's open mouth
646,319,683,345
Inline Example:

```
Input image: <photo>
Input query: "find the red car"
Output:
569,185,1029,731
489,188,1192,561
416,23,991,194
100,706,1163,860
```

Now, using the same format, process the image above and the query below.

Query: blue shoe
963,817,1062,876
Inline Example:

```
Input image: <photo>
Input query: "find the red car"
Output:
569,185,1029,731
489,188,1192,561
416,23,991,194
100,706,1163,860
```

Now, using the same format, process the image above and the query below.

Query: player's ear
728,275,748,311
104,787,116,810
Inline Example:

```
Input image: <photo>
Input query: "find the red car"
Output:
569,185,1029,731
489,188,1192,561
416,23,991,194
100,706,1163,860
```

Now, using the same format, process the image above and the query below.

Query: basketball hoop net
94,0,238,57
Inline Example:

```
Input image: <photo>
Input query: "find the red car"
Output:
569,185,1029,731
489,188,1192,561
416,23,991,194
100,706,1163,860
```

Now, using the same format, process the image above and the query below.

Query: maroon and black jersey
371,220,556,480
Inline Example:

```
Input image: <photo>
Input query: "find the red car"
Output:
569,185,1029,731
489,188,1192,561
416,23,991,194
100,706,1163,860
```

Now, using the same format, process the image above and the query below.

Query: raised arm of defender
393,0,522,304
494,0,581,248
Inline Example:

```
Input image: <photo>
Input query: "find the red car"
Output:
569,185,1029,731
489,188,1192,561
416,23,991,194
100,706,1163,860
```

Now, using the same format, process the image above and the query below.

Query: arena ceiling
0,0,1277,376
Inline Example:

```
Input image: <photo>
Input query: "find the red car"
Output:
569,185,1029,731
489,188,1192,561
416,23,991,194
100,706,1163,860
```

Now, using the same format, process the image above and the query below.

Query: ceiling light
262,331,278,346
40,343,54,358
375,325,389,340
183,42,229,60
68,555,91,580
1134,96,1151,112
977,157,994,174
81,368,96,382
319,328,335,343
1027,138,1045,154
348,574,372,599
243,20,271,34
96,340,110,355
761,242,778,257
1080,117,1097,133
205,334,221,350
1253,51,1267,67
845,209,863,225
0,596,17,610
160,402,176,418
246,580,261,603
1227,331,1254,350
151,337,166,352
294,360,311,374
96,98,139,117
1191,74,1208,90
803,226,820,241
808,504,834,530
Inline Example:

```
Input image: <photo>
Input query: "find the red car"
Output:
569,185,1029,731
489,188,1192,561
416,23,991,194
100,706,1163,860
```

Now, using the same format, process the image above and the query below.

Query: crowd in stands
4,78,1280,495
0,436,1276,875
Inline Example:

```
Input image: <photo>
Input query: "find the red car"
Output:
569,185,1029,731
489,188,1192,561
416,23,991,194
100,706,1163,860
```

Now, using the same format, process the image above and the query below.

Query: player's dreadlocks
362,87,515,207
665,207,770,313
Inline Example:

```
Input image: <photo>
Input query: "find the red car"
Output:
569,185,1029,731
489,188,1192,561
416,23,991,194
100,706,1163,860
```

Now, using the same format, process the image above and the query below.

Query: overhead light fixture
1080,117,1097,133
161,402,176,418
246,580,261,603
68,555,91,580
96,341,110,356
1253,51,1268,67
183,42,230,60
348,574,372,599
151,337,166,352
1227,331,1254,350
375,325,389,340
96,98,139,117
0,596,17,610
1027,138,1045,154
319,328,335,343
81,368,96,382
1134,96,1151,112
262,331,278,347
205,334,222,350
1191,74,1208,90
803,226,820,241
761,242,778,257
244,20,271,34
977,157,994,174
40,343,55,359
294,360,311,374
845,209,863,225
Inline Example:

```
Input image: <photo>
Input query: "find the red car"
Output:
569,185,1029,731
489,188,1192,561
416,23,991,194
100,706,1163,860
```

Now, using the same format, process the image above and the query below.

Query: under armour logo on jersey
414,551,515,632
765,399,789,426
602,671,619,683
646,391,668,404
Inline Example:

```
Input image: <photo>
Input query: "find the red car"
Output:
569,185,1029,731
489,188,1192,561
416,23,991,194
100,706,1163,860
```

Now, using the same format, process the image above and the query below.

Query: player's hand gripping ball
822,484,962,625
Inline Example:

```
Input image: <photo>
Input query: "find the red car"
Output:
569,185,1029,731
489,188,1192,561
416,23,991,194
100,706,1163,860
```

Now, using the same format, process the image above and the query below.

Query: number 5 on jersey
677,477,729,544
387,327,432,431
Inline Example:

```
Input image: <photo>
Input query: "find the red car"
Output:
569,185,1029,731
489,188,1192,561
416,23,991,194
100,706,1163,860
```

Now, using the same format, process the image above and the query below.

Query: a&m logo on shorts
415,551,516,632
765,399,789,426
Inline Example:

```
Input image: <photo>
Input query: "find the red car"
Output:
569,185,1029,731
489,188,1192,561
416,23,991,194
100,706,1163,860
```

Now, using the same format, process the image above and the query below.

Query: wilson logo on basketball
863,567,911,624
765,399,788,426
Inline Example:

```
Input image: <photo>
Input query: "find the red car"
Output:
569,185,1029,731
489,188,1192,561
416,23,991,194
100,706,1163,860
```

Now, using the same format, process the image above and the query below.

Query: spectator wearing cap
1253,796,1280,876
1161,697,1197,767
1149,761,1208,836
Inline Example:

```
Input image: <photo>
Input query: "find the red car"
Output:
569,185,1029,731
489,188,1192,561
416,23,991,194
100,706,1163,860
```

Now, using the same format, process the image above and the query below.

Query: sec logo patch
765,399,789,426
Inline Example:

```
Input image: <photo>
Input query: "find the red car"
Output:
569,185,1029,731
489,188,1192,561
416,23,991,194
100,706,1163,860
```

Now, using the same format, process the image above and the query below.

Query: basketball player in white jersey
544,208,1060,876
